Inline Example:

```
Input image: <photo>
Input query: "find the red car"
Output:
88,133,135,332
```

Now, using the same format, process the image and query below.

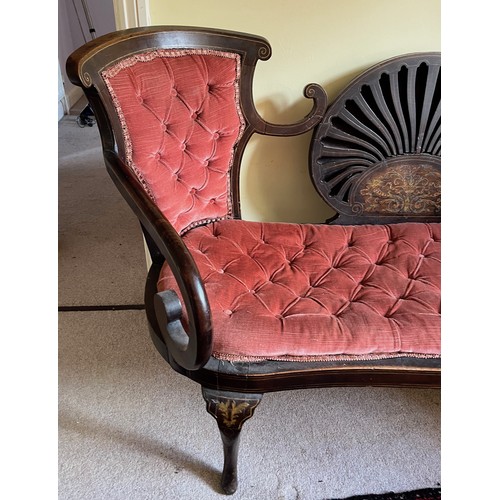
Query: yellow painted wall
149,0,441,223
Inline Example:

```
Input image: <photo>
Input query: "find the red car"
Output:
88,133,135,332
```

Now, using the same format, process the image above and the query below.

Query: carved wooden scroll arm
245,83,328,137
103,150,213,371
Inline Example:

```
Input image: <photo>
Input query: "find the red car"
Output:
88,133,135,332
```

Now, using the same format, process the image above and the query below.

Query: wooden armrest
103,150,213,370
250,83,328,136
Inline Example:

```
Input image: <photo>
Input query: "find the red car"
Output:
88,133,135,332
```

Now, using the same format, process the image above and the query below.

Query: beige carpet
58,115,146,307
58,113,440,499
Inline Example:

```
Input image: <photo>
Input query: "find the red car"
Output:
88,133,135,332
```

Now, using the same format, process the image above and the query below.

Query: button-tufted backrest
101,49,246,234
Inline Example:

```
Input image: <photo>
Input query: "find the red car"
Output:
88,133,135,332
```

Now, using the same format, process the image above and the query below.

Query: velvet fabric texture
157,220,441,362
102,50,245,234
102,48,440,363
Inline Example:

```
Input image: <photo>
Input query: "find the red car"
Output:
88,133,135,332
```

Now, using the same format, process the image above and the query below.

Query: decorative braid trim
212,352,441,363
101,49,246,231
180,215,231,236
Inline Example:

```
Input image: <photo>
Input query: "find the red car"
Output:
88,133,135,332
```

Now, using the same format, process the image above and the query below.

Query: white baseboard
65,85,85,112
58,100,65,121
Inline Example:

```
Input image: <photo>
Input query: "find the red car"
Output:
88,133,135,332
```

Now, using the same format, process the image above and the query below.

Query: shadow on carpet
327,487,440,500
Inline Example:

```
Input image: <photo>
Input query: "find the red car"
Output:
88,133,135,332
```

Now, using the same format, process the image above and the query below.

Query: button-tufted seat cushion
158,220,440,362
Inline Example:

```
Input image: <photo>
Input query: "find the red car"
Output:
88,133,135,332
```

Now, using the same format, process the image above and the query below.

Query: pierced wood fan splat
310,53,441,224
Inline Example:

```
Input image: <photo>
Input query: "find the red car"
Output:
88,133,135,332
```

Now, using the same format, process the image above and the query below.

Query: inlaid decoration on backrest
101,49,246,234
353,157,440,216
310,52,440,223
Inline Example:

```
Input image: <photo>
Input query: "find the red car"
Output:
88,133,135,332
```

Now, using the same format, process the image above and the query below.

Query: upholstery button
171,88,178,97
180,143,187,151
275,314,283,320
137,95,143,104
213,132,220,140
209,198,216,204
203,160,210,167
223,309,232,316
154,153,161,160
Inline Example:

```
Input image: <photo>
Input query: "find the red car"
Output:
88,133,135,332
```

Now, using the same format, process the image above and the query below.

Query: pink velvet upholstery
102,50,245,234
101,47,440,364
158,220,441,362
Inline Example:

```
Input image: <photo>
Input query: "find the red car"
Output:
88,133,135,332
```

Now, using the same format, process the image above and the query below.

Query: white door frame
112,0,150,29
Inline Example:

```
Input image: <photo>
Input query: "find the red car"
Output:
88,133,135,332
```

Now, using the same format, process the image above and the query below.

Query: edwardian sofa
66,26,440,495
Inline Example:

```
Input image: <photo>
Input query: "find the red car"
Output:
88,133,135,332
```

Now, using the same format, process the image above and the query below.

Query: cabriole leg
201,387,263,495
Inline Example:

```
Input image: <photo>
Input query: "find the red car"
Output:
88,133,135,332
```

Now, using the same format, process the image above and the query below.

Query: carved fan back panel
310,53,441,223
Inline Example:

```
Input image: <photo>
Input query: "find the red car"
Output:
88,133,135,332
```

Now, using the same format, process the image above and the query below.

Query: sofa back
101,50,245,234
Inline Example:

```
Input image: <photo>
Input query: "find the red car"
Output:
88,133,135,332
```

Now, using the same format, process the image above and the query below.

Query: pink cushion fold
157,220,441,362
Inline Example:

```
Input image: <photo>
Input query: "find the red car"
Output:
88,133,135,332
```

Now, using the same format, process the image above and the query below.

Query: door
58,0,121,116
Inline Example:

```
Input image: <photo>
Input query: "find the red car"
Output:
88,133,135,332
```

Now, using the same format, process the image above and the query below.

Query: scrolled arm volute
250,83,328,136
103,150,213,371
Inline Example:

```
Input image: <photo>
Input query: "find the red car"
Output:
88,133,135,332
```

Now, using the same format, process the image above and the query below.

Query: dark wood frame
66,27,440,495
310,52,441,225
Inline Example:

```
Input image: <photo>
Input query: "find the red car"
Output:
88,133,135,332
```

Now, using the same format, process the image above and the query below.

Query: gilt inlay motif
203,392,262,431
217,401,251,428
358,164,440,215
